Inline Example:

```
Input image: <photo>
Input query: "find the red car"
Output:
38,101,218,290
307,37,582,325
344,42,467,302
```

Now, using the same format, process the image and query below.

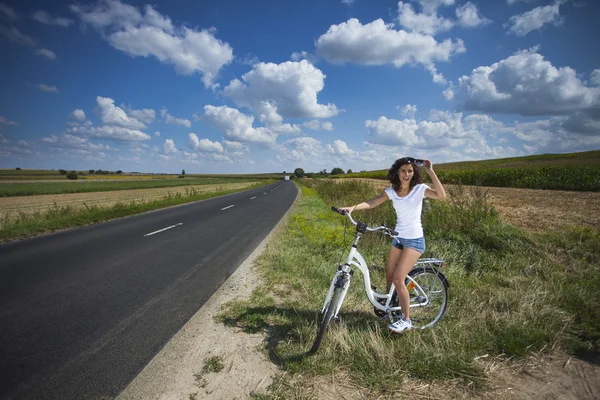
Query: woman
340,157,446,333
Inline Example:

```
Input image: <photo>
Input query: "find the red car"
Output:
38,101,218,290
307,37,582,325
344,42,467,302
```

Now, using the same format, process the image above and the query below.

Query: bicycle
310,207,450,353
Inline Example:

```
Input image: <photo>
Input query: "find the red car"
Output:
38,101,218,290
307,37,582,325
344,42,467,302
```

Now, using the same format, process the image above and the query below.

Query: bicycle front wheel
310,286,342,353
405,266,449,329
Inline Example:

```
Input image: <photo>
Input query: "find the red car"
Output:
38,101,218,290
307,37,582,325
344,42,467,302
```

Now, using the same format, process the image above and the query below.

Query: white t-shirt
384,183,430,239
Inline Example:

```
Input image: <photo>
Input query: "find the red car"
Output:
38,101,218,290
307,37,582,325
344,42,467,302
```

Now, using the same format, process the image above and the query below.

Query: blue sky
1,0,599,174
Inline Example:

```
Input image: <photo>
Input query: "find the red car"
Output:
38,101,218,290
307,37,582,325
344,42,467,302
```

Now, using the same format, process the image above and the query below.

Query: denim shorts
392,236,426,254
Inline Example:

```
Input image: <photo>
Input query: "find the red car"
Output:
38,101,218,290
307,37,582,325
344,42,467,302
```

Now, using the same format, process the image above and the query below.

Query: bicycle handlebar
331,206,398,236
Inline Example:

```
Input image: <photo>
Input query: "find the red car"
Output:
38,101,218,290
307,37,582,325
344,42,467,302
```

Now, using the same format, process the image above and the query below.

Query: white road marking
250,196,257,200
144,223,183,237
263,192,267,195
221,205,234,210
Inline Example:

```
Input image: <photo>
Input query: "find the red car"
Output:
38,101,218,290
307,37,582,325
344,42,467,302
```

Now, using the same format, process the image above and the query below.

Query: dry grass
0,182,256,220
338,178,600,233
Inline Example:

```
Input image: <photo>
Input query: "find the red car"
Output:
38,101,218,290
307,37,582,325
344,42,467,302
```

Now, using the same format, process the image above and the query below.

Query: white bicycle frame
320,228,444,321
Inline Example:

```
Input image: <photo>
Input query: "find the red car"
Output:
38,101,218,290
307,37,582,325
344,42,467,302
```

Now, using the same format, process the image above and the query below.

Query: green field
343,150,600,191
0,176,279,197
219,179,599,398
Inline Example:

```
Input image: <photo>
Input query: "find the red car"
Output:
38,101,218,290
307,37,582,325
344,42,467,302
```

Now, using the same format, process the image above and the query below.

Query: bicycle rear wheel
310,286,342,353
405,266,449,329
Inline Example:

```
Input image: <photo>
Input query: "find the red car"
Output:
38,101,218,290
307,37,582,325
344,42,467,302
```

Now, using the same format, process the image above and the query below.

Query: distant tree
294,168,305,178
117,170,123,174
89,169,95,175
15,167,21,170
66,170,78,180
59,169,67,175
347,169,353,174
181,169,185,175
331,167,344,175
306,172,314,178
283,171,286,174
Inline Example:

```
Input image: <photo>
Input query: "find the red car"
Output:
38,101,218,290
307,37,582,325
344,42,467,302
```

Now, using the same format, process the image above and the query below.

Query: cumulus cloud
417,0,455,13
37,83,59,92
326,139,355,156
315,18,465,76
398,104,418,118
223,60,338,119
72,125,151,141
366,116,421,146
505,3,563,36
160,108,191,128
32,10,74,27
303,120,334,131
397,2,453,35
290,51,318,65
188,133,224,153
591,69,600,86
456,2,491,28
96,96,147,128
71,109,86,121
35,48,57,60
42,133,113,150
0,133,8,144
70,0,233,88
0,26,35,46
203,105,276,147
457,48,600,116
163,138,177,154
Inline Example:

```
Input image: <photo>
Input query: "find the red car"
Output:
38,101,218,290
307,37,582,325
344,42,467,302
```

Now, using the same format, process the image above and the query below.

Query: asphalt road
0,180,298,400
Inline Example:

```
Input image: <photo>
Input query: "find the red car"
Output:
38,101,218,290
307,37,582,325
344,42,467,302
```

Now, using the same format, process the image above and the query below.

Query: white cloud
366,116,421,146
591,69,600,86
32,10,73,27
223,60,338,119
35,48,57,60
0,116,18,125
326,139,355,156
290,51,318,65
506,3,563,36
160,108,191,128
154,131,160,137
255,101,302,134
203,105,276,147
70,0,233,88
443,87,454,100
416,0,455,13
0,25,35,46
37,84,59,92
457,48,600,116
42,133,113,151
96,96,147,129
123,104,155,124
456,2,491,28
398,104,418,118
397,2,454,35
71,109,86,121
0,133,8,144
341,0,355,4
315,18,465,71
303,120,334,131
224,140,249,152
78,125,151,141
188,133,224,153
163,138,177,154
0,3,17,19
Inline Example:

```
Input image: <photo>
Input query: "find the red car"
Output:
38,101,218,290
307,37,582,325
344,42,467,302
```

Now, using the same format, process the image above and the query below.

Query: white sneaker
388,318,412,333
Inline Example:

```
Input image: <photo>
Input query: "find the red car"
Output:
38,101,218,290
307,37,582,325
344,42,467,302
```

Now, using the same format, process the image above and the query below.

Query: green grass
218,180,600,398
0,182,273,241
341,150,600,191
0,177,265,197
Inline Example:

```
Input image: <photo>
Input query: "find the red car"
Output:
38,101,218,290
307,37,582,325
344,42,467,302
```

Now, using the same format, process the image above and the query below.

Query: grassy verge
217,180,599,397
0,177,263,197
0,181,273,242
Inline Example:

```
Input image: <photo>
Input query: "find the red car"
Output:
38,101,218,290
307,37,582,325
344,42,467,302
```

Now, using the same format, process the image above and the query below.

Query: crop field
343,150,600,191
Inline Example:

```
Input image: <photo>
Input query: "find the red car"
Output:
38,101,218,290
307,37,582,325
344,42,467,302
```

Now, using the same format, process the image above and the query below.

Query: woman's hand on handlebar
338,206,354,214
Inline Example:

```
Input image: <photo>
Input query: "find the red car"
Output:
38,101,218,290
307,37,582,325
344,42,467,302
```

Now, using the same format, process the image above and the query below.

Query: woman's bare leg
392,248,422,321
386,246,402,292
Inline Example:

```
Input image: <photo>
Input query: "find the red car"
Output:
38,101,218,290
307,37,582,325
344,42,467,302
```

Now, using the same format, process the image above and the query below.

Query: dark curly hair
387,157,423,191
